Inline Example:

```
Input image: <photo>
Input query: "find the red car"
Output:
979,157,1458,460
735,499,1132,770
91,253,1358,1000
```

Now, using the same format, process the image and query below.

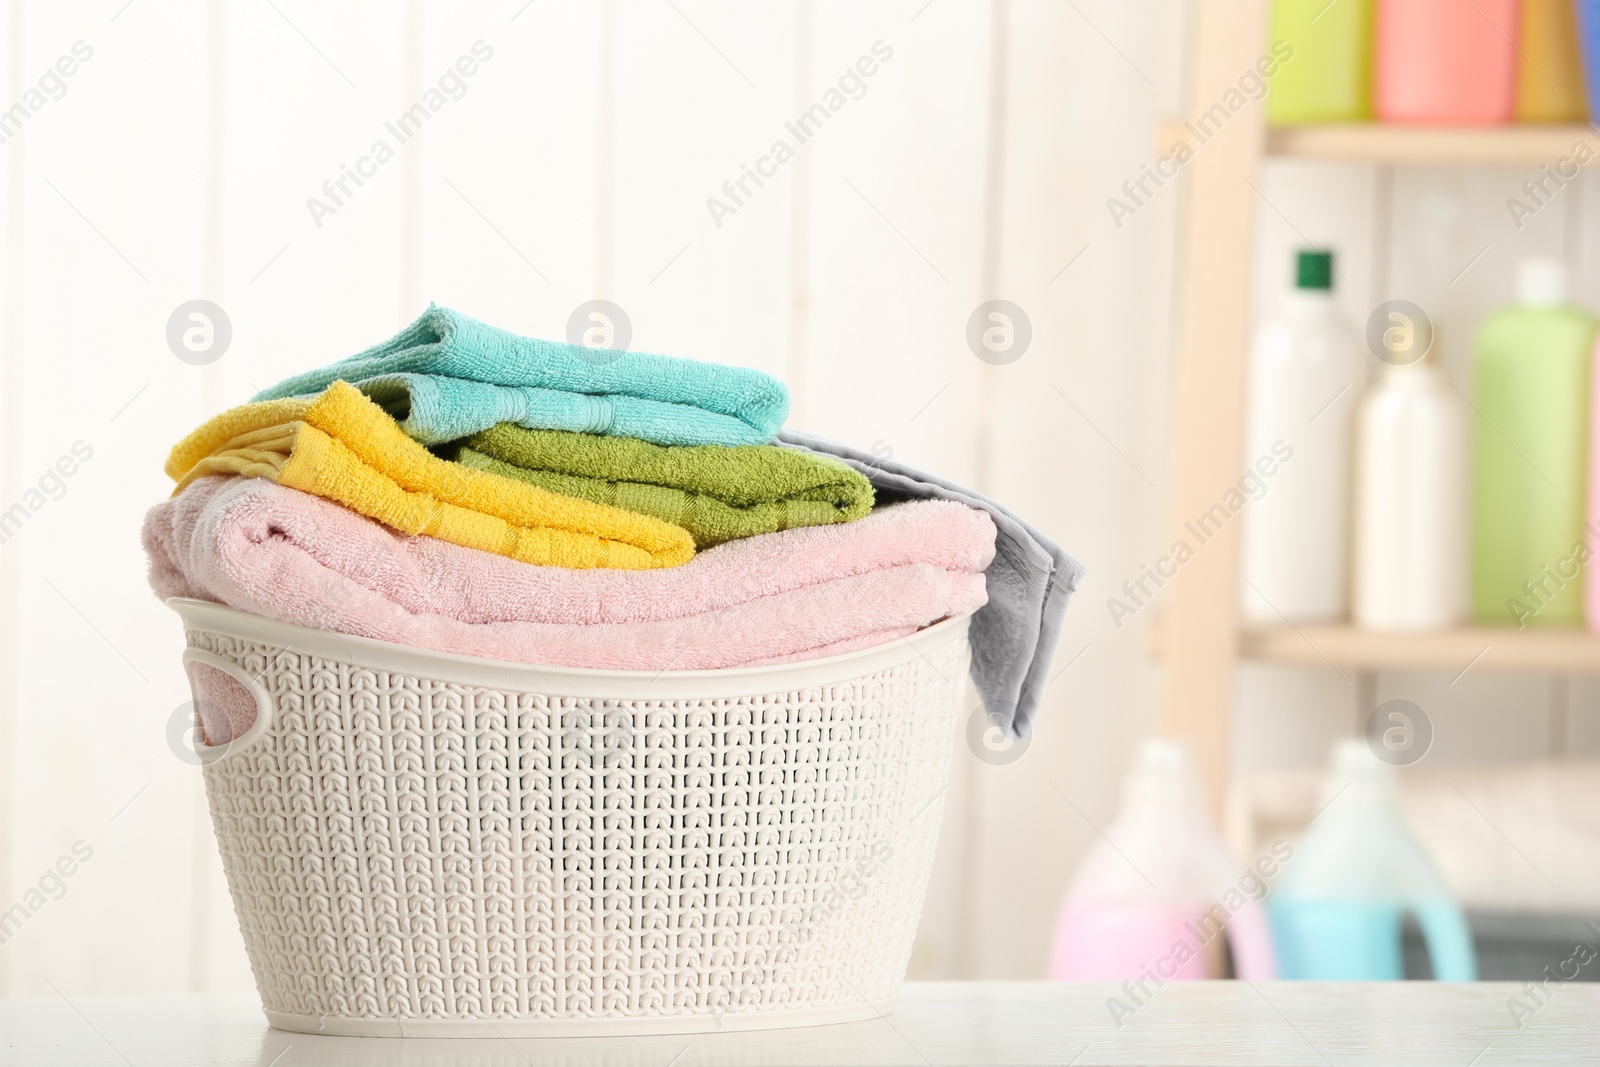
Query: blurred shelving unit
1153,618,1600,675
1263,123,1600,163
1156,0,1600,814
1157,121,1600,164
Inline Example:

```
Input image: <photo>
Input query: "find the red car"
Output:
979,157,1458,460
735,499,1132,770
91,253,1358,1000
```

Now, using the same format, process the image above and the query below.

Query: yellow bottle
1518,0,1588,122
1267,0,1373,124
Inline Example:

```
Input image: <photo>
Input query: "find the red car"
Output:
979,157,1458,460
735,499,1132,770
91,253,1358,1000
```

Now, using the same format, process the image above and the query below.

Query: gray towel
779,431,1085,738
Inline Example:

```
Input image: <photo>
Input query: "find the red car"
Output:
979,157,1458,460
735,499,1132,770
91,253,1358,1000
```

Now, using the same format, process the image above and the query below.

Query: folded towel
164,382,695,570
144,477,995,739
251,305,790,447
451,424,874,548
779,430,1086,739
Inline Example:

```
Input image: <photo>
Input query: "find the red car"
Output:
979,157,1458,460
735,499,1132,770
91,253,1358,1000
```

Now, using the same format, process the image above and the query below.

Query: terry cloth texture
252,304,790,447
778,429,1086,739
163,381,695,570
144,476,994,685
453,423,873,548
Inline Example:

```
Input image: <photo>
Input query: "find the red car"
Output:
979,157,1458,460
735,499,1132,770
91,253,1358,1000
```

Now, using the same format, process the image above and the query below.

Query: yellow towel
165,381,696,570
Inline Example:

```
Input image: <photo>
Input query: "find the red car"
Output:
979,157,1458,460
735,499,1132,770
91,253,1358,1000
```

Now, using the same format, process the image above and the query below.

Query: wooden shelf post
1159,0,1269,813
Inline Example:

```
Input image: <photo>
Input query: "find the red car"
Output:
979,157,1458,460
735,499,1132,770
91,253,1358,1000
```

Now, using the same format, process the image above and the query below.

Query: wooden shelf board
1156,121,1600,164
1237,624,1600,673
1149,621,1600,674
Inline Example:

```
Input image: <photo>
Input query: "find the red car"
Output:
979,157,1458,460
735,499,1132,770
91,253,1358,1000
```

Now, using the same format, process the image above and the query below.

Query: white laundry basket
170,598,971,1037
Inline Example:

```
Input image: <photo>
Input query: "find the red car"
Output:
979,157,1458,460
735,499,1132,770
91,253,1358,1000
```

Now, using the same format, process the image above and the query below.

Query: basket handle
181,649,275,765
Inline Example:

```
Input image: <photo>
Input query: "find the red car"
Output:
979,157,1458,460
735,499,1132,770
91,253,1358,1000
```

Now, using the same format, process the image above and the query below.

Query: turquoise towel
346,374,773,448
252,305,791,447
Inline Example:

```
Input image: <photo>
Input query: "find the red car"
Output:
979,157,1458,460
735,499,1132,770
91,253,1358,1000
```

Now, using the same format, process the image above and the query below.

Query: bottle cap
1389,321,1438,369
1322,739,1402,810
1517,256,1566,307
1295,250,1333,291
1122,737,1209,811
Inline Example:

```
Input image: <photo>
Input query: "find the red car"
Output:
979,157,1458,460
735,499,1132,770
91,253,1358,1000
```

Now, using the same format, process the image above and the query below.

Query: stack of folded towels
144,305,1084,744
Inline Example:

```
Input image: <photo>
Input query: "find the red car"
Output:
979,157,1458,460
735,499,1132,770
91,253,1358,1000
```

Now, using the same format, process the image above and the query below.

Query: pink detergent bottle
1049,740,1278,982
1376,0,1521,123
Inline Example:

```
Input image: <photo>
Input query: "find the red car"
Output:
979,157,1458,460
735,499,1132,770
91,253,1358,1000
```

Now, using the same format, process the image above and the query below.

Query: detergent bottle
1269,741,1477,980
1517,0,1588,121
1472,257,1595,627
1267,0,1373,124
1353,341,1466,630
1049,739,1278,981
1579,0,1600,119
1376,0,1519,123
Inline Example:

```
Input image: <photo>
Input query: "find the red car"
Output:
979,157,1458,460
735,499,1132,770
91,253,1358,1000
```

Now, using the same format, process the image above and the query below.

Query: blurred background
2,0,1598,999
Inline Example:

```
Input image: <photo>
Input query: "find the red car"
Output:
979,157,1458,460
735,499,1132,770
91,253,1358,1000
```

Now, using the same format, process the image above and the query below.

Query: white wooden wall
0,0,1590,999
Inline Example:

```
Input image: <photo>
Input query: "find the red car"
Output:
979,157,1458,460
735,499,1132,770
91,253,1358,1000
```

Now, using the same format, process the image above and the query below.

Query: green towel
454,424,874,548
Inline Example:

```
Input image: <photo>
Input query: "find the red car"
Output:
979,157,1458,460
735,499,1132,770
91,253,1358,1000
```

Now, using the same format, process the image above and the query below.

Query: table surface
1,981,1595,1066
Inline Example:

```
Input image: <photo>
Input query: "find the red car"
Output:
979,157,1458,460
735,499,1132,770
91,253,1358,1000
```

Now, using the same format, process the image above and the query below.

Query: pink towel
146,477,993,738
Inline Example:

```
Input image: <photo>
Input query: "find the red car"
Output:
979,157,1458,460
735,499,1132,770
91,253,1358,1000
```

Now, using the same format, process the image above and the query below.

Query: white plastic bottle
1269,741,1476,981
1353,344,1466,629
1048,739,1278,982
1241,250,1364,623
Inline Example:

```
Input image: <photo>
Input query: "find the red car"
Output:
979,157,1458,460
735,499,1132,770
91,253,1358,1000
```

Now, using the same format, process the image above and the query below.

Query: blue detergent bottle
1269,741,1477,980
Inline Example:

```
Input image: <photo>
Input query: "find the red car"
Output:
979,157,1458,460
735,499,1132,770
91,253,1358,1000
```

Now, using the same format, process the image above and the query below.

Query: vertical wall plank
963,0,1182,978
0,0,21,999
802,2,988,479
214,0,413,400
3,0,212,995
784,1,817,426
799,0,993,977
414,1,601,340
609,0,795,373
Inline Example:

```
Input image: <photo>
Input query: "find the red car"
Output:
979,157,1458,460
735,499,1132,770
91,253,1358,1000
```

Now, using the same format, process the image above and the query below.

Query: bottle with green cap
1298,251,1333,288
1242,248,1364,623
1472,256,1596,627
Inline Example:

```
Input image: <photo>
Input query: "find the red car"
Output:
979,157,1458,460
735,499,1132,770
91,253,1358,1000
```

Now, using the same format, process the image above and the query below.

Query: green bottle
1267,0,1373,124
1472,258,1597,627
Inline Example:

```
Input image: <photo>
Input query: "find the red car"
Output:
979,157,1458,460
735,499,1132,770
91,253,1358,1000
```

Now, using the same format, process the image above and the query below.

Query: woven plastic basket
169,598,971,1037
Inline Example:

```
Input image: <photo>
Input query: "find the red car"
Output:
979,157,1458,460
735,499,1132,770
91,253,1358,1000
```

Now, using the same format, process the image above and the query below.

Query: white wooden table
2,982,1594,1065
